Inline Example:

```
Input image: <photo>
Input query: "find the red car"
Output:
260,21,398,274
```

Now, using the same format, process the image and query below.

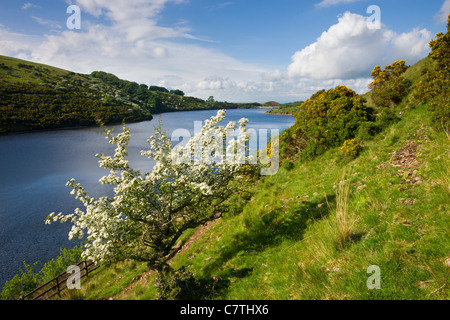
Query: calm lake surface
0,108,294,287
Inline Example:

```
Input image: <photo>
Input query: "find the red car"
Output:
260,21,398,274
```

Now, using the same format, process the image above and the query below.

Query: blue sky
0,0,449,103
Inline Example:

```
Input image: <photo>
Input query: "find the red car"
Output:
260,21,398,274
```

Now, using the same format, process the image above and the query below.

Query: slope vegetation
0,55,259,133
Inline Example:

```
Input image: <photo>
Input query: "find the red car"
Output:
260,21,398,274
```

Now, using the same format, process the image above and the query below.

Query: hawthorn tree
46,110,255,275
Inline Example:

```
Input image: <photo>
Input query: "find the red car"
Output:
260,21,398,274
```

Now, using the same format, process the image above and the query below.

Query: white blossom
46,110,256,266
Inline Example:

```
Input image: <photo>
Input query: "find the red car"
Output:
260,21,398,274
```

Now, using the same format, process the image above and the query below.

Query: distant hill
262,101,282,107
266,100,305,115
0,55,260,133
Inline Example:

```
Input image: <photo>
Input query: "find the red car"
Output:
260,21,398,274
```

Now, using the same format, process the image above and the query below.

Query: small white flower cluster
46,110,256,266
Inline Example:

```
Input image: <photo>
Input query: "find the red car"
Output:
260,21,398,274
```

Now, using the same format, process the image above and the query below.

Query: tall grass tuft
334,171,354,249
436,160,450,197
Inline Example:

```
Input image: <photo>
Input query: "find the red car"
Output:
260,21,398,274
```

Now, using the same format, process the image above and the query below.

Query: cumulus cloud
0,26,41,59
197,77,236,91
387,28,432,63
287,12,431,80
435,0,450,24
262,69,283,81
73,0,190,42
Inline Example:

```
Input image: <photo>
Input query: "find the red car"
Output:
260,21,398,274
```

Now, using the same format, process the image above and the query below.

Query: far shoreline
264,111,295,116
0,107,288,136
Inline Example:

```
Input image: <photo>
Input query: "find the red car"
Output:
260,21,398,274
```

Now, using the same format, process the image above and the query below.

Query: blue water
0,108,294,287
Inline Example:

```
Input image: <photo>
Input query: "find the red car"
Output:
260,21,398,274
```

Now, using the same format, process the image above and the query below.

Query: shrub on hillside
279,86,375,161
369,60,412,108
0,262,40,300
355,107,400,141
0,246,82,300
339,139,362,160
412,14,450,134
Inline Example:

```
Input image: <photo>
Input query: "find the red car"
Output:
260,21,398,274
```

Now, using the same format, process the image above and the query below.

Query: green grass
0,55,71,84
60,260,149,300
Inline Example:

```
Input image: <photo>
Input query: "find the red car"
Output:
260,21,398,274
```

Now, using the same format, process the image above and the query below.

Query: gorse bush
0,82,152,131
0,262,40,300
369,60,409,89
155,266,215,300
369,60,412,108
279,85,375,161
412,14,450,134
339,139,361,160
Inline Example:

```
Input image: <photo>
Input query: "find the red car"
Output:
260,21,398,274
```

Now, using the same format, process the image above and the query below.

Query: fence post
56,276,61,298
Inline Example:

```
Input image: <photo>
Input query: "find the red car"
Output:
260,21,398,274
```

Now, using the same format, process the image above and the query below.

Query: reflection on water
0,109,294,287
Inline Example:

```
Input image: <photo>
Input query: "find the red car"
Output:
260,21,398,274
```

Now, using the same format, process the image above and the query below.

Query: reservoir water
0,108,294,288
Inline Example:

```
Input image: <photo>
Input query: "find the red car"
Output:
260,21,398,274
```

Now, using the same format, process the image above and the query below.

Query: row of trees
90,71,185,98
0,66,264,133
90,71,261,114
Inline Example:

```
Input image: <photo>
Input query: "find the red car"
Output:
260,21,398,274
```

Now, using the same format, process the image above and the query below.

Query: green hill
266,101,305,115
0,55,260,133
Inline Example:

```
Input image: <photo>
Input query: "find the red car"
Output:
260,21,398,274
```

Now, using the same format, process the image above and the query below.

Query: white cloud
22,2,40,10
73,0,190,42
387,28,432,63
32,16,62,29
262,69,283,81
435,0,450,24
0,26,40,59
197,77,235,90
153,46,169,58
287,12,431,80
315,0,363,8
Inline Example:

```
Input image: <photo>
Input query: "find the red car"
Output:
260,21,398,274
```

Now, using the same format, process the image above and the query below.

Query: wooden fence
20,260,99,300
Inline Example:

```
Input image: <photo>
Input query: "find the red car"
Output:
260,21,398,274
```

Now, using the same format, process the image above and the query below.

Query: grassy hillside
0,55,260,133
48,53,449,301
0,55,71,83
